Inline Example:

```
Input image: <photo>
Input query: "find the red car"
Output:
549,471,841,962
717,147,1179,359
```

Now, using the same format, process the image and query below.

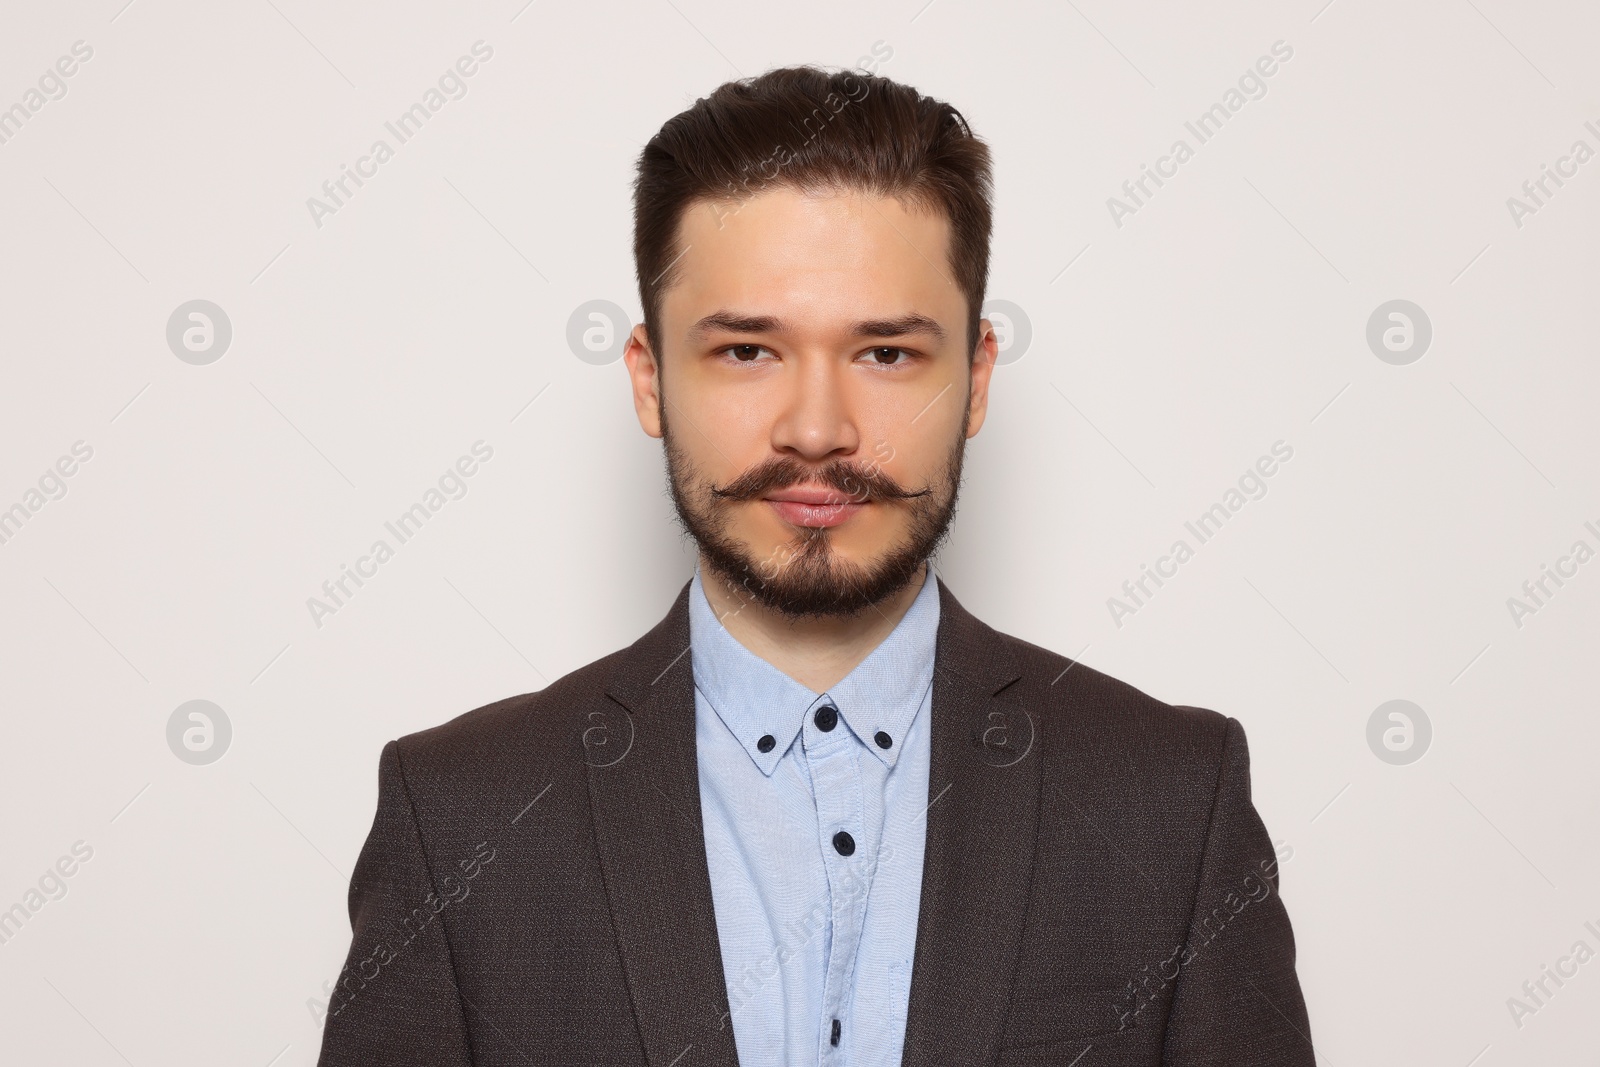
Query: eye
859,346,913,367
719,344,775,363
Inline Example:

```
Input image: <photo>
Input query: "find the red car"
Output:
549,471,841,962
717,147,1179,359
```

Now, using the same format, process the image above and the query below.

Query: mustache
709,456,930,504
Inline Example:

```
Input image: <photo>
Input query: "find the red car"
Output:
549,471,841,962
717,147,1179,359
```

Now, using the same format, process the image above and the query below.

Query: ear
623,323,664,439
965,317,999,438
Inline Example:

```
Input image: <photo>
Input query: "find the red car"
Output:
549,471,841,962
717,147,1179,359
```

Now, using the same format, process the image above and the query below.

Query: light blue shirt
690,562,938,1066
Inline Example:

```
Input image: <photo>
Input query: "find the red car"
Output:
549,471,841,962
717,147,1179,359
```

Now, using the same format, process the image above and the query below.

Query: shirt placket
802,694,872,1062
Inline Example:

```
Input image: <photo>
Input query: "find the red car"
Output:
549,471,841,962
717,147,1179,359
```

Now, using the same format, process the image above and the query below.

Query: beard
661,394,969,620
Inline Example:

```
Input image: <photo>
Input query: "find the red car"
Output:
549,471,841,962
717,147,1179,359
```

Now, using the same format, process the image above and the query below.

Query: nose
769,355,859,463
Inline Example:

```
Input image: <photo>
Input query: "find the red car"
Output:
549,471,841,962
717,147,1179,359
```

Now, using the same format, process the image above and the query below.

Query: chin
753,518,895,561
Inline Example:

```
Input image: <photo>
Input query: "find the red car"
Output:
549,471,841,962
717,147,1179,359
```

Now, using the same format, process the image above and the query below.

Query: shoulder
384,643,632,785
986,624,1243,778
936,578,1237,762
976,625,1260,854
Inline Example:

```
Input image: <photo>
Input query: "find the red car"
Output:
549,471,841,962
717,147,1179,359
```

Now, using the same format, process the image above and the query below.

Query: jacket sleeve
317,739,475,1067
1159,716,1315,1065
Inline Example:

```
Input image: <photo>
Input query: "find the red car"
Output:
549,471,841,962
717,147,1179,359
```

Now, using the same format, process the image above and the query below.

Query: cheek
723,399,777,444
871,408,961,474
684,404,773,478
863,363,966,431
674,367,772,442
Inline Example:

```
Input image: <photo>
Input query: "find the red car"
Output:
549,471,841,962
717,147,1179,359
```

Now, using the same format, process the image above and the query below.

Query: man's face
624,185,996,619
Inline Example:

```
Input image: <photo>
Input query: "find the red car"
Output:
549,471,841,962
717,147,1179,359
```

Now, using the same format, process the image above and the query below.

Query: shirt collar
688,561,941,776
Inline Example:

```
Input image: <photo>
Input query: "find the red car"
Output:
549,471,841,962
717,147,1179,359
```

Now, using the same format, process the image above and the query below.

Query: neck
698,556,929,693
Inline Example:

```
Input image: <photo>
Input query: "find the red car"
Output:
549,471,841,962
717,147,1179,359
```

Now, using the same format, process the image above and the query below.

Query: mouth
762,486,867,529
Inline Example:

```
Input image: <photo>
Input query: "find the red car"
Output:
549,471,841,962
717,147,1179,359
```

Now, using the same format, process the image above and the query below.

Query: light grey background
2,0,1597,1062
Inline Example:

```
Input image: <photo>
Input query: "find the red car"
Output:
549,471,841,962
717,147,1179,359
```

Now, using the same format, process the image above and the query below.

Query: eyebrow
685,310,947,344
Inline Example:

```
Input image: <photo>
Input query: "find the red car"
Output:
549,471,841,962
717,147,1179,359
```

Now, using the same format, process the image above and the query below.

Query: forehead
663,186,959,334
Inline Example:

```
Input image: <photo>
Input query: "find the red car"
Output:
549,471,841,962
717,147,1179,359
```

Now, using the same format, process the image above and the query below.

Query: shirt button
832,830,855,856
756,734,775,753
874,730,892,749
814,705,838,732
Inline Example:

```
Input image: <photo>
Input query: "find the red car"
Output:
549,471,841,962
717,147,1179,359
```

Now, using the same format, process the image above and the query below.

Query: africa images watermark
1111,838,1295,1030
1106,40,1295,228
0,840,95,948
306,441,494,629
720,838,899,1030
305,41,494,229
0,440,95,549
1504,118,1600,230
703,40,894,231
0,39,94,148
1505,917,1600,1030
1107,440,1295,629
1504,518,1600,630
307,840,496,1026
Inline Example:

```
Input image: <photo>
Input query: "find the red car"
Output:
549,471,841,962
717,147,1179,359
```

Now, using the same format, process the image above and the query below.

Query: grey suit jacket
316,577,1315,1066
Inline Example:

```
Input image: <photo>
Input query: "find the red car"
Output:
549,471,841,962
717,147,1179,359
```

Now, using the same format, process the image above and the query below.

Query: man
317,65,1314,1066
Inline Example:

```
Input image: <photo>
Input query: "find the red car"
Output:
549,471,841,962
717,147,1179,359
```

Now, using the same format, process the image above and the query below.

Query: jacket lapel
899,577,1044,1066
589,579,740,1067
587,574,1043,1067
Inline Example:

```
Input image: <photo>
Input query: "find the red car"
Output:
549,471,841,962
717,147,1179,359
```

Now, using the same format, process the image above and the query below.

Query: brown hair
632,65,994,363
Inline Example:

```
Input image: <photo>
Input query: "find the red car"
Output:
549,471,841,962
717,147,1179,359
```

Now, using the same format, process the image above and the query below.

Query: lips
763,486,866,529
